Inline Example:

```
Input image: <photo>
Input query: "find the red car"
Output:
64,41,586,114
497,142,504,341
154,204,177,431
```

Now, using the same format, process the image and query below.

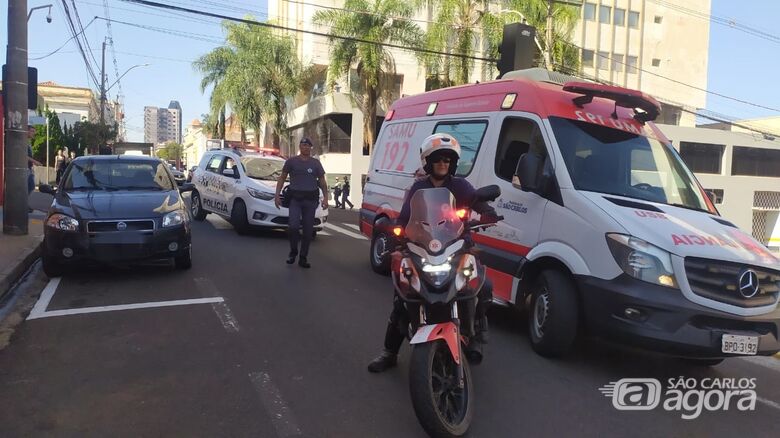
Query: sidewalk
0,201,47,302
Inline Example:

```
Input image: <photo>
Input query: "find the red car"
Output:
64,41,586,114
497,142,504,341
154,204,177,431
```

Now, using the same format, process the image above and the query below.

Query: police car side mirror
179,182,195,193
222,168,236,178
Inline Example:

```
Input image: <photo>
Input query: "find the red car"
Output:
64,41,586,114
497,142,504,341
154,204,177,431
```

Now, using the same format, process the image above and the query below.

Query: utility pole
545,0,553,70
4,0,30,235
99,40,106,155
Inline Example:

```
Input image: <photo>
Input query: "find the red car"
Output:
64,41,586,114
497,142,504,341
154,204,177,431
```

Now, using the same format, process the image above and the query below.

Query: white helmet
419,133,461,175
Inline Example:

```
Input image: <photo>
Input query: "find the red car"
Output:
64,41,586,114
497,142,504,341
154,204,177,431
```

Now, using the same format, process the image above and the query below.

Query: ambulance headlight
162,211,184,228
606,234,677,288
247,187,275,200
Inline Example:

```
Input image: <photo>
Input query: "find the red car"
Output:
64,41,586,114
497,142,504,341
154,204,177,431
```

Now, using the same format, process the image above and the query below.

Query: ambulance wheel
191,191,207,221
528,270,579,358
370,224,391,276
231,199,250,235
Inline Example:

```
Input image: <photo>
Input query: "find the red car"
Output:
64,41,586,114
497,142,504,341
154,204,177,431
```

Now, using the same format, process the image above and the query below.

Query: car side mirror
179,182,195,193
39,184,56,195
222,168,236,178
474,185,501,203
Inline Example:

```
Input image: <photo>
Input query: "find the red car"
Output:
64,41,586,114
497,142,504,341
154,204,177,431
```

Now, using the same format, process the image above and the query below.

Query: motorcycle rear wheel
409,340,473,437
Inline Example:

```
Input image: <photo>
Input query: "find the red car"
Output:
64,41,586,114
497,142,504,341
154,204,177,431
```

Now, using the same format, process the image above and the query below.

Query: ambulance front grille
684,257,780,308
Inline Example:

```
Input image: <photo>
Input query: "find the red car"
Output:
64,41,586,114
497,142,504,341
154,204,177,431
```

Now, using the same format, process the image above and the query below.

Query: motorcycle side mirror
473,185,500,204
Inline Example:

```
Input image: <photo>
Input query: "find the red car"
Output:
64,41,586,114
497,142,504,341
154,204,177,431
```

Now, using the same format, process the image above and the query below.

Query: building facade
144,100,182,145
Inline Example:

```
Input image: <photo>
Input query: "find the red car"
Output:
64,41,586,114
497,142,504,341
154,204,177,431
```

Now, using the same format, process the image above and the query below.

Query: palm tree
501,0,580,72
313,0,424,155
193,46,232,140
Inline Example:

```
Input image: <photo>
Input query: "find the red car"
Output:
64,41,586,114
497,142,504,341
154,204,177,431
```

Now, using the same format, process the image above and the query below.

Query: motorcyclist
367,133,498,373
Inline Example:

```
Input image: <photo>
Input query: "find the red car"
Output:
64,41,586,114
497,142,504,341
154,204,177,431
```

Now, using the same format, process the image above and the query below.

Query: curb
0,241,42,303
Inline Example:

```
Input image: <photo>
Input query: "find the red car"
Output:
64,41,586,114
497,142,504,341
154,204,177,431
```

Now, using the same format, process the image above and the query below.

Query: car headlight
606,234,677,288
247,187,275,200
162,211,184,227
46,214,79,232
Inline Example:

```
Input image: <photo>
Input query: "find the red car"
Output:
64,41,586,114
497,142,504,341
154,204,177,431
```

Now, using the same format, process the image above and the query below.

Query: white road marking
323,222,367,240
27,277,61,320
27,297,224,319
206,214,233,230
342,223,360,232
249,372,302,437
757,396,780,411
211,301,240,333
317,230,332,236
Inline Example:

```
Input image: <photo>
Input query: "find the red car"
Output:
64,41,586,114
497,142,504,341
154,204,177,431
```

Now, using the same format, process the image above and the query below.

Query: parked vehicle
186,165,198,183
167,163,186,186
190,148,328,235
39,155,192,276
360,68,780,364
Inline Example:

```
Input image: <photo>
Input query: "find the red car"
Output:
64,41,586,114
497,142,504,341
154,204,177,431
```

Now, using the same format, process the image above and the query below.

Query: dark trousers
383,279,493,354
341,193,353,209
56,169,64,184
288,197,317,257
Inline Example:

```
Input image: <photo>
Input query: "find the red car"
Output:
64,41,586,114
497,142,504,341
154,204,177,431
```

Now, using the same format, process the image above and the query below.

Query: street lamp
28,4,53,23
100,63,150,128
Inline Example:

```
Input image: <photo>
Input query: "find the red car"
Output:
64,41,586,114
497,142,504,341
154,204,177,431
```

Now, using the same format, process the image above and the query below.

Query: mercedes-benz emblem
116,221,127,231
738,269,760,298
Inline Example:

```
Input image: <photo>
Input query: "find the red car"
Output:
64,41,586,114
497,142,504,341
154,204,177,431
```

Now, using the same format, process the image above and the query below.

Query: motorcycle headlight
606,234,677,288
421,262,453,288
46,214,79,232
162,211,184,228
399,257,421,293
247,186,275,200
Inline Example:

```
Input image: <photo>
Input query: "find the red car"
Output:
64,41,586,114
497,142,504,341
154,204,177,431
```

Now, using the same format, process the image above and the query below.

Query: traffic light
496,23,538,78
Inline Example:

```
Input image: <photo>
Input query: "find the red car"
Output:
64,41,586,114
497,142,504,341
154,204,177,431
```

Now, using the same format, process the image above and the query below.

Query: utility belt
282,187,319,207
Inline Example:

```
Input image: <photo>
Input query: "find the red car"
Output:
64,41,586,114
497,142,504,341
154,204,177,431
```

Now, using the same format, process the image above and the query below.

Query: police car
190,148,328,235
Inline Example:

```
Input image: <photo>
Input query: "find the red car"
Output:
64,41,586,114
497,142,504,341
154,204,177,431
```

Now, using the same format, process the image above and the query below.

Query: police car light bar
562,82,661,123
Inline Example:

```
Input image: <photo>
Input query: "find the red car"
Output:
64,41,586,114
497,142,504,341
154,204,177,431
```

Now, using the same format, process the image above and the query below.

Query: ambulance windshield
550,117,713,213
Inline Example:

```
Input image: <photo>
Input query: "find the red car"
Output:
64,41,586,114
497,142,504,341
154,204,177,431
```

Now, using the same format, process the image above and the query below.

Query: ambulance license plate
721,334,758,355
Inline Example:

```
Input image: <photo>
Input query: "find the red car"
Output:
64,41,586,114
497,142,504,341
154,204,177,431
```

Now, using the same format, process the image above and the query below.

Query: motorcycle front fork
416,304,465,389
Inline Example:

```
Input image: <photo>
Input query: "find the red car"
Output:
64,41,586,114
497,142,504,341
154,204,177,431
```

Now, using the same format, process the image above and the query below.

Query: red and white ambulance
360,68,780,363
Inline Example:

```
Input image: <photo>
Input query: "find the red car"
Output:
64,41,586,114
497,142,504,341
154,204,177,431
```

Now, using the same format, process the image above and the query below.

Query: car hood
581,192,780,270
245,178,277,190
54,190,183,220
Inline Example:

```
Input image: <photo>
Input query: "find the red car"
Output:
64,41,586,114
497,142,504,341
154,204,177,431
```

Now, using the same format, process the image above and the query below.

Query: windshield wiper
668,203,711,214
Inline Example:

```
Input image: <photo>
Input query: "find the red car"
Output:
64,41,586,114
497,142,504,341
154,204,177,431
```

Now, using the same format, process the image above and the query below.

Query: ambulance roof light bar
562,82,661,124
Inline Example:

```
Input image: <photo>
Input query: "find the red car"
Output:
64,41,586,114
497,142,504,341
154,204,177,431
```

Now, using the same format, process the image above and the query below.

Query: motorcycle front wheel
409,340,473,437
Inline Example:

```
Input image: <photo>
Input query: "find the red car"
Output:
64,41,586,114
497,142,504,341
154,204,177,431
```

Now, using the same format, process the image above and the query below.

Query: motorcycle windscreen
405,188,465,253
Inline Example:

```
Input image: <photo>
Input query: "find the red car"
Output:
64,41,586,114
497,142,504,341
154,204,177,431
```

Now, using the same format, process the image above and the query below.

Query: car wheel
175,245,192,270
370,222,391,276
191,191,207,221
231,199,250,235
42,253,65,277
528,269,579,358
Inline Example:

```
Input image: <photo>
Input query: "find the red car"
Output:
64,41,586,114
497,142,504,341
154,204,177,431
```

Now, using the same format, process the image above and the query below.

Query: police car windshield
63,160,175,191
240,157,284,181
550,117,712,213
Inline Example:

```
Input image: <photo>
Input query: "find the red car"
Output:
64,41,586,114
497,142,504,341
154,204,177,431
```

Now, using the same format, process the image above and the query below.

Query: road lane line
211,302,240,333
757,396,780,411
27,277,61,320
323,222,367,240
249,372,302,437
342,223,360,232
206,215,233,230
28,297,225,319
317,230,332,236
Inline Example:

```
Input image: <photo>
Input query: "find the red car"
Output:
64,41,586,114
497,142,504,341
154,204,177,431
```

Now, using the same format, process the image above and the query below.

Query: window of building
614,8,626,26
597,51,609,69
627,56,638,74
612,54,624,72
679,142,725,174
659,103,682,125
732,146,780,177
433,121,489,176
654,15,663,24
628,11,640,28
599,5,611,23
582,49,594,67
652,58,661,67
583,2,596,20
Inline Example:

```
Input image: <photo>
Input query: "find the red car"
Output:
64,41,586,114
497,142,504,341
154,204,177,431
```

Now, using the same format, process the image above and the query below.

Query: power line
119,0,496,63
59,0,101,88
30,16,97,60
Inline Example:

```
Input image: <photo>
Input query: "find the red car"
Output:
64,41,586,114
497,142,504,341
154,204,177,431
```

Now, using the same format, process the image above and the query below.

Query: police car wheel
528,270,578,358
370,230,391,276
231,199,250,235
191,191,207,221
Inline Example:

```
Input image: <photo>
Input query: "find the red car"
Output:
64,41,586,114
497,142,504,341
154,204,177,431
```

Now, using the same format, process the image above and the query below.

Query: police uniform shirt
283,155,325,193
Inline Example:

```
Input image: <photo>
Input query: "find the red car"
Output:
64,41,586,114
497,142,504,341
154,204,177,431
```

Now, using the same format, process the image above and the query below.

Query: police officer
274,137,329,268
367,133,498,372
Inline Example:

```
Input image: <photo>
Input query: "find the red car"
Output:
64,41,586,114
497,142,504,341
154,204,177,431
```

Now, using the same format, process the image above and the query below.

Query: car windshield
241,157,284,181
63,159,175,191
549,117,713,213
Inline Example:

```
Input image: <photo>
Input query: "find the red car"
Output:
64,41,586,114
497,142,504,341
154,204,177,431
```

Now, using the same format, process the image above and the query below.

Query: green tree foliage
156,141,184,162
30,109,68,165
313,0,424,154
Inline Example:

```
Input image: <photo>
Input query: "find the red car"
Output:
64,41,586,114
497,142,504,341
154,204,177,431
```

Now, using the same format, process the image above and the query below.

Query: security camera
46,13,52,23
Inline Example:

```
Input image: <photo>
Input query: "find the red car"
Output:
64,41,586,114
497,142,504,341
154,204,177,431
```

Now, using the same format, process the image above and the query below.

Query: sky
3,0,780,142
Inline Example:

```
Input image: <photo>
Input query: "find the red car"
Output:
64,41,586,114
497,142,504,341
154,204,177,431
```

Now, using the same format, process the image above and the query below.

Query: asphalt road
1,202,779,437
